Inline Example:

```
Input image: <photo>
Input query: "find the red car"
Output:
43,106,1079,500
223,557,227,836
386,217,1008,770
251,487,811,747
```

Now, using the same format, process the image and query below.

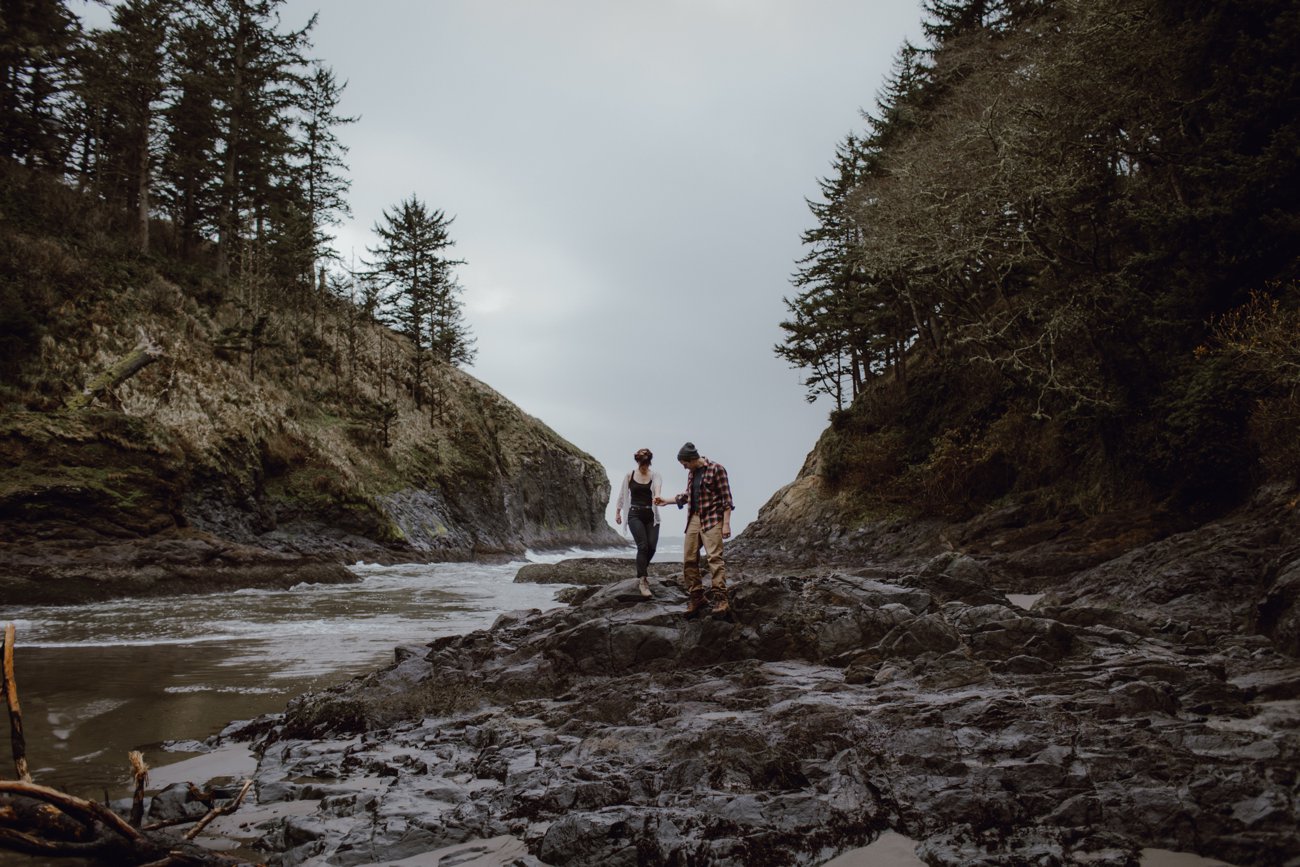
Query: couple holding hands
612,442,734,619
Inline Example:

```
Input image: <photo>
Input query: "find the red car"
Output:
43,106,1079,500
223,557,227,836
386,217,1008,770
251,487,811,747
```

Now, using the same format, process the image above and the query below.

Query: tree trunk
65,336,164,410
136,116,151,255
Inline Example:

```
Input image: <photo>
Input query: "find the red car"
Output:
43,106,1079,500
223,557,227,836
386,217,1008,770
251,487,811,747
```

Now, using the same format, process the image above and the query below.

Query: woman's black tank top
629,475,653,509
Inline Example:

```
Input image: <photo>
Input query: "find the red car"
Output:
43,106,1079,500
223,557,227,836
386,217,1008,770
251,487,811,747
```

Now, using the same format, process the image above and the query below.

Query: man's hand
722,524,732,539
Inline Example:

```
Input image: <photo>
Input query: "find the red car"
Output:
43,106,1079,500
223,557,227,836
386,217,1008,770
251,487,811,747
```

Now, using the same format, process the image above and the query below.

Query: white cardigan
613,469,663,535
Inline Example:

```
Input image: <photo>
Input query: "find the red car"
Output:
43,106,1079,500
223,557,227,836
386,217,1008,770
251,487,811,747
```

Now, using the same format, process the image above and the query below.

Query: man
656,442,734,619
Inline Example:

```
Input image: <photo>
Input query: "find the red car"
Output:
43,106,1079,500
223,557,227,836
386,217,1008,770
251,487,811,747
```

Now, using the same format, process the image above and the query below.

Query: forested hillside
0,1,619,600
776,0,1299,524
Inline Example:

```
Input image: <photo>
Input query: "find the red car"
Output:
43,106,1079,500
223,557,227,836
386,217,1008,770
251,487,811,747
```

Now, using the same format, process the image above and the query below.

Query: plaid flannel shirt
675,458,734,531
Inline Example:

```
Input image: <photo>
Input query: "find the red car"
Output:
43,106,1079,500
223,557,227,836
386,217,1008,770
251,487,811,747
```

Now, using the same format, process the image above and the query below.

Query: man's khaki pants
682,514,727,595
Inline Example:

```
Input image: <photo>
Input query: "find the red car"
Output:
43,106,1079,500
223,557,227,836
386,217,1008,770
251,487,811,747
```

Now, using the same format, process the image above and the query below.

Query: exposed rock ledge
514,557,680,586
0,530,357,605
207,500,1300,866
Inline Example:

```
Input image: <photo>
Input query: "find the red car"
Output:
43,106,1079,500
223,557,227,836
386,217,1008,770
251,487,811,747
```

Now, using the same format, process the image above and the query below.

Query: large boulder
514,557,675,586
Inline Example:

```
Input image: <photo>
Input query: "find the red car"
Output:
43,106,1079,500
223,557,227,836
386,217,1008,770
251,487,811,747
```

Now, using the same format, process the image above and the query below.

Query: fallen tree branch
2,623,31,783
182,778,254,841
65,330,164,410
0,776,263,865
130,750,150,827
0,780,147,845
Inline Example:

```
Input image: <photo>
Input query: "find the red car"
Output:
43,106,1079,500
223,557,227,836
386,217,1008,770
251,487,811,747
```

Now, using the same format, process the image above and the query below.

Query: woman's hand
615,510,622,525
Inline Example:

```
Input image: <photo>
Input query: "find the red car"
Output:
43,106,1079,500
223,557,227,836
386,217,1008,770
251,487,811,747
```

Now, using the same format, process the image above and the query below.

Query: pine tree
779,134,875,408
867,42,929,152
294,64,355,285
921,0,992,43
0,0,81,168
922,0,1049,43
157,13,221,257
187,0,313,276
75,0,175,251
365,196,473,408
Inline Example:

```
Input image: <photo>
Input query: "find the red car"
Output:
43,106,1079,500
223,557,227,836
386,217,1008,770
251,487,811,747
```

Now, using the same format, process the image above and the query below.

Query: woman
613,447,662,598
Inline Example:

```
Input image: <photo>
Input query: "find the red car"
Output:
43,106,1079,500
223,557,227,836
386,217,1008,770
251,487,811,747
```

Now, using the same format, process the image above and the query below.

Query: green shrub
0,282,43,382
1146,356,1260,508
1249,394,1300,486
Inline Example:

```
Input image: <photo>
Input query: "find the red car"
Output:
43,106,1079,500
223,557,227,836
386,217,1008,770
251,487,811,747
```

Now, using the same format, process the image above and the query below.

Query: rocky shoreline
170,490,1300,867
0,531,360,606
0,530,629,606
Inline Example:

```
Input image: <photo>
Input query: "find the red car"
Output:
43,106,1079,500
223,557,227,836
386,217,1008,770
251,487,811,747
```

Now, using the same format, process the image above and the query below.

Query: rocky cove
0,369,622,606
143,485,1300,867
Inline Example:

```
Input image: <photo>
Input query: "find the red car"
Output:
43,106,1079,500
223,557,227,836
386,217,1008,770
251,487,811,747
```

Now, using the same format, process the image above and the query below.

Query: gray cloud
291,0,926,533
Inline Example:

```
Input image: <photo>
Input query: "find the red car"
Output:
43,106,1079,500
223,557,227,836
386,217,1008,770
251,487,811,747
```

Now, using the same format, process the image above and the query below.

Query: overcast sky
271,0,927,535
75,0,929,533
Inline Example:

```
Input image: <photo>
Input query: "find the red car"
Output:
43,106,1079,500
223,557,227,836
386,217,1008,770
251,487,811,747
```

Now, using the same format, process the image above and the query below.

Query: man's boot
710,590,731,619
684,589,707,619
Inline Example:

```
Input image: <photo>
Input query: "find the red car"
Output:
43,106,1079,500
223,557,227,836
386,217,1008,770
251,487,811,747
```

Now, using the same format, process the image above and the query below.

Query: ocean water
0,548,629,799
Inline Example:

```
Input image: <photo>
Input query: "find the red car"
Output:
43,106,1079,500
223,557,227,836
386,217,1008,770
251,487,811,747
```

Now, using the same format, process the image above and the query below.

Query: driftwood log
1,624,262,865
65,331,164,410
2,624,30,783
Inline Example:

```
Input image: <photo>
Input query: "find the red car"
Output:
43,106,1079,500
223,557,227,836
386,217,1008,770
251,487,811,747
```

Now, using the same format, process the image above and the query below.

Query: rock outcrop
0,531,359,605
1,207,621,603
219,506,1300,866
0,353,619,604
514,557,679,586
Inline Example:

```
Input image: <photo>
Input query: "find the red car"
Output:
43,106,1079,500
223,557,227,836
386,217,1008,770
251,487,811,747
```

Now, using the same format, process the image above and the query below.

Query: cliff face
732,427,950,567
0,201,619,603
163,363,621,561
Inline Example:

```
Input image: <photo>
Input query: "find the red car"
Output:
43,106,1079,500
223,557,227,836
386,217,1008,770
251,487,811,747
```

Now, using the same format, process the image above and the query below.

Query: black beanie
677,442,700,462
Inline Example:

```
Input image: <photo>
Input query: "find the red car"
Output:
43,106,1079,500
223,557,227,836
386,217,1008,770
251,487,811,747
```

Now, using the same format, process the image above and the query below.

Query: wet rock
178,486,1300,863
146,782,213,822
233,534,1300,867
1256,552,1300,657
0,531,359,605
513,557,674,585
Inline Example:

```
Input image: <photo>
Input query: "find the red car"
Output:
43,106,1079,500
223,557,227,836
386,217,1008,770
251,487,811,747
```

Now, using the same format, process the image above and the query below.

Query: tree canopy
780,0,1300,515
0,0,478,413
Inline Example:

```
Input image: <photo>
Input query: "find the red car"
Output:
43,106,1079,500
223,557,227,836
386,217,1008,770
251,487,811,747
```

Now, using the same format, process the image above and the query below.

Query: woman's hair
634,448,653,466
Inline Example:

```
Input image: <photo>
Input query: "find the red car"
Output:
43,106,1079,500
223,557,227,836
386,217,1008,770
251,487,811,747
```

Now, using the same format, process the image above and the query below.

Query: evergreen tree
922,0,1049,43
867,42,929,151
188,0,313,276
365,195,474,407
75,0,175,251
779,39,935,409
780,133,872,408
157,13,221,257
0,0,80,168
294,64,355,285
921,0,995,42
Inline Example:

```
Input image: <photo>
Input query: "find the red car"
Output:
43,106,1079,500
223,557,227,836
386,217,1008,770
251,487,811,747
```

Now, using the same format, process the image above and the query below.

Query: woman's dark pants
627,508,659,578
